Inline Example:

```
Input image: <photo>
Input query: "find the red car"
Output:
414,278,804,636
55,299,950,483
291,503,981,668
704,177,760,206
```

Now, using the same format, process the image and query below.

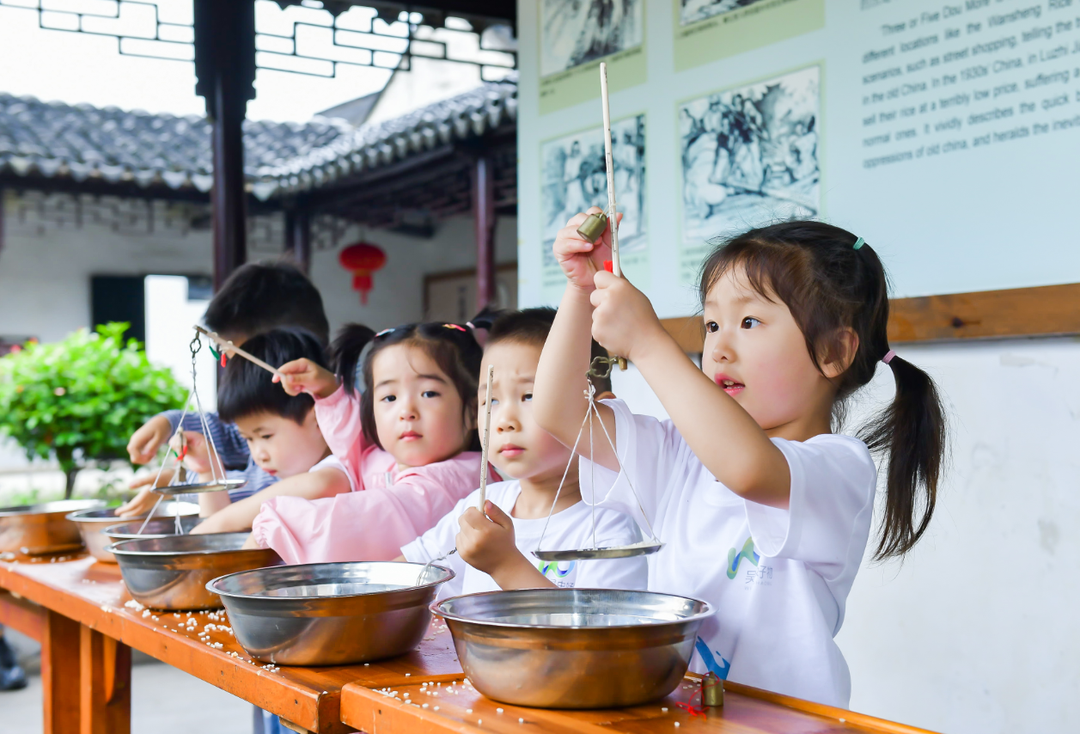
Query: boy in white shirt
401,308,647,598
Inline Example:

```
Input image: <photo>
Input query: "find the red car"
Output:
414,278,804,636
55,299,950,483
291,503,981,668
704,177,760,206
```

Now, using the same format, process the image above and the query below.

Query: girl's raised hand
273,358,339,398
553,207,621,292
590,270,665,361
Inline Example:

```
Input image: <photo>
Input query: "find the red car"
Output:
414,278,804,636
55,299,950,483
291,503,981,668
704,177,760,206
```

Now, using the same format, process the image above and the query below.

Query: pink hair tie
882,349,896,365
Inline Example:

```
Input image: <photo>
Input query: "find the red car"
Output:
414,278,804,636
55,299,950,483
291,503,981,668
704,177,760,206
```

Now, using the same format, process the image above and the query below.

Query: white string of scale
135,328,262,535
533,62,663,562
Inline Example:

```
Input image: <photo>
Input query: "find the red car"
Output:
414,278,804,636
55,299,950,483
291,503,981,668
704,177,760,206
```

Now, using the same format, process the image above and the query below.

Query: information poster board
517,0,1080,318
538,0,647,114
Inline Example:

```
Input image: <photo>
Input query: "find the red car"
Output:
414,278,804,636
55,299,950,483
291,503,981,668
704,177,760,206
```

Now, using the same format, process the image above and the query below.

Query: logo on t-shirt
538,560,576,581
726,538,760,579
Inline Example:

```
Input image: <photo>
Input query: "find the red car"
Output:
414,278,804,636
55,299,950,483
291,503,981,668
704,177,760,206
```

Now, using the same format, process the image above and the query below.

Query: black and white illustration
680,66,819,246
541,115,647,265
680,0,769,26
540,0,644,77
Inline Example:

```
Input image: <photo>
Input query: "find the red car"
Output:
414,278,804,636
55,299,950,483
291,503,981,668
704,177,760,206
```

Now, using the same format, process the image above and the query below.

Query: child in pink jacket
247,322,494,563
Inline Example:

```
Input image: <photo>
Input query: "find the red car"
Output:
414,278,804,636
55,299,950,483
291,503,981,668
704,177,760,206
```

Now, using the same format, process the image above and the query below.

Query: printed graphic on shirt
726,537,760,579
727,537,774,588
537,561,574,578
694,637,731,680
538,559,576,587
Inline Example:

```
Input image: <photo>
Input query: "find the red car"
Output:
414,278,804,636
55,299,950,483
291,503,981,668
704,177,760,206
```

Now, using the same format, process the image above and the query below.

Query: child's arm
533,209,620,471
191,466,350,534
275,358,367,485
589,271,791,508
250,459,477,564
456,502,555,591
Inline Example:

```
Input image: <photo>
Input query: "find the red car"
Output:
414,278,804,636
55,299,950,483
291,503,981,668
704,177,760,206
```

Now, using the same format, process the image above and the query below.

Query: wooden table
2,550,937,734
340,673,937,734
0,550,461,734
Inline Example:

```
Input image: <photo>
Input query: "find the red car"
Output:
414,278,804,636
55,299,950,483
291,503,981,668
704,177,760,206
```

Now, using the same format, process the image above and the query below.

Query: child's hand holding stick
590,271,666,365
273,358,340,399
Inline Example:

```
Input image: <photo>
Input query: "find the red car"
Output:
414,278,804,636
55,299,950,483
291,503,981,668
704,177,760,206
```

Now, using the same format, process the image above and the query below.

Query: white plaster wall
0,201,214,343
310,214,518,335
0,195,515,476
607,338,1080,734
0,194,516,343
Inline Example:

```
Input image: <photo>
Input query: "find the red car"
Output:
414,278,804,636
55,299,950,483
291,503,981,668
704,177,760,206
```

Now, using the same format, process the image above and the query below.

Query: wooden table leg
80,625,132,734
0,590,45,641
42,611,81,734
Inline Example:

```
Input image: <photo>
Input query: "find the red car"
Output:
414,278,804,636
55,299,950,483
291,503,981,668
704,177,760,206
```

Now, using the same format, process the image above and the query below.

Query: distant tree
0,323,185,498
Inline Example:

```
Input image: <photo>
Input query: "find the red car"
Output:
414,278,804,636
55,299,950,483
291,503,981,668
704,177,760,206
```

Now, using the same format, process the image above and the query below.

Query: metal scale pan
151,478,247,496
532,539,663,562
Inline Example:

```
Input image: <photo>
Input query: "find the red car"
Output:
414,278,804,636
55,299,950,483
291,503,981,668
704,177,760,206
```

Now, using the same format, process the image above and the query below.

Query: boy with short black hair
119,258,329,517
177,329,352,534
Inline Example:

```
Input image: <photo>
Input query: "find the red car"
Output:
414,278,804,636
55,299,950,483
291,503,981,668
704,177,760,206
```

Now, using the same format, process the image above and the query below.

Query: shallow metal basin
0,499,104,554
103,516,201,546
207,561,454,666
434,589,713,709
67,502,199,563
108,533,281,610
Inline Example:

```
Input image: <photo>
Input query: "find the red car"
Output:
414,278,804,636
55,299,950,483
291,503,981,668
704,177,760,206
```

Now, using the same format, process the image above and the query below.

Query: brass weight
702,672,724,707
576,212,608,243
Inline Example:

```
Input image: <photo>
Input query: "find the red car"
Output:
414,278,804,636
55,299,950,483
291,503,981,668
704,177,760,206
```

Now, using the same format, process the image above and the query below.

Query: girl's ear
821,327,859,379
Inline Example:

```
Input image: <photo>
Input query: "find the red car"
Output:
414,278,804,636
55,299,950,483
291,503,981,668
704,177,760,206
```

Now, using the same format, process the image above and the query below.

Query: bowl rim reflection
0,499,104,517
66,502,199,524
103,516,202,541
207,560,455,602
432,588,714,631
105,532,261,558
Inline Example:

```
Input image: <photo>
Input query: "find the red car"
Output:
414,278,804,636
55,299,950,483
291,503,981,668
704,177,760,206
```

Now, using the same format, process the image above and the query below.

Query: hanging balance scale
534,62,663,563
138,327,263,531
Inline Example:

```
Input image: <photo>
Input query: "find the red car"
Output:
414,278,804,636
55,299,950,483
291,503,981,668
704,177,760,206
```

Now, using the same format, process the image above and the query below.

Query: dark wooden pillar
210,75,248,291
284,208,311,274
473,156,496,311
193,0,256,292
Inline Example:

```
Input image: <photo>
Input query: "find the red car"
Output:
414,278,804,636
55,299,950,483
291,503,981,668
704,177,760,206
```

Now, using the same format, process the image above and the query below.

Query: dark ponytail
699,220,948,560
329,323,377,396
859,354,946,559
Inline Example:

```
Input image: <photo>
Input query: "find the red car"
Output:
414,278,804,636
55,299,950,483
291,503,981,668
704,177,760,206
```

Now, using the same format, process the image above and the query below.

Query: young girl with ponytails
246,322,492,563
535,210,947,708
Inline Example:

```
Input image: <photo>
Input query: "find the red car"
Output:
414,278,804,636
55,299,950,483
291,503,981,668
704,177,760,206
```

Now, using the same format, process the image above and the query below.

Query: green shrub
0,323,186,498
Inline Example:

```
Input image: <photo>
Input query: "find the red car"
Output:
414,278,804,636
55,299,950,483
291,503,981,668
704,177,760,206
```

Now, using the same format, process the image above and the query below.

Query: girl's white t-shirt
582,399,877,709
401,479,649,600
309,453,356,491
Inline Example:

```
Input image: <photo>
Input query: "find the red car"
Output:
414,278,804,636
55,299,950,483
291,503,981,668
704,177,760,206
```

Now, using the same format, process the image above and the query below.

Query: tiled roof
250,75,517,199
0,74,517,199
0,96,349,193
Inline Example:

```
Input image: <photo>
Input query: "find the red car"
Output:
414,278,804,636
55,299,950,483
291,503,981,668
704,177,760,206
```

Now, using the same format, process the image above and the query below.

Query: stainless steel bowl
67,502,199,563
207,561,455,666
107,533,281,610
434,589,713,709
0,499,105,554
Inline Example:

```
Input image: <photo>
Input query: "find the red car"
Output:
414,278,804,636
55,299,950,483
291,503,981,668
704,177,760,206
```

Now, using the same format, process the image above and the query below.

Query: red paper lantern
339,241,387,305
